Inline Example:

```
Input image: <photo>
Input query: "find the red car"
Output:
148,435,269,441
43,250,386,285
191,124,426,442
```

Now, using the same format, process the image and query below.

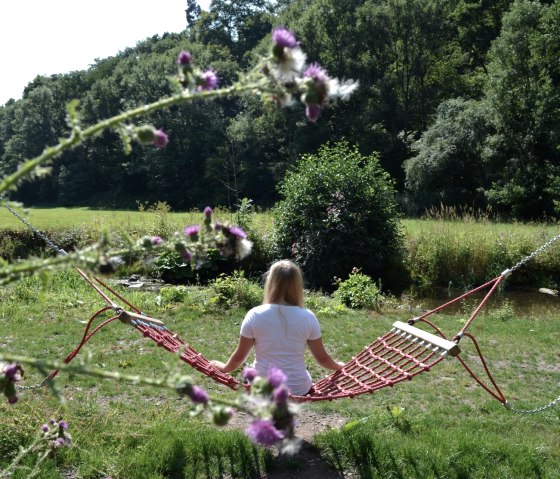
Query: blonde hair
263,260,304,307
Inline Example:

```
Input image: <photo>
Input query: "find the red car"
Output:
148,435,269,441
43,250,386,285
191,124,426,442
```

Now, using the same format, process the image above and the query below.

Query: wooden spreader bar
392,321,461,357
118,310,165,326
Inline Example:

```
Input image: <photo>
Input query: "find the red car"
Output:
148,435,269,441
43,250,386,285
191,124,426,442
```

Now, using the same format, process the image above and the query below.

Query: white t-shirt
240,303,322,395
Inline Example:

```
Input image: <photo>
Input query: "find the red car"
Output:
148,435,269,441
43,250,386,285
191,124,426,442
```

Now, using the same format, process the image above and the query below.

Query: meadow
1,269,559,478
1,207,560,477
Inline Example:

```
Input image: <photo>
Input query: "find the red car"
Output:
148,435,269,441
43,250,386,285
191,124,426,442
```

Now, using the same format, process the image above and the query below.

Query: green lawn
1,270,559,478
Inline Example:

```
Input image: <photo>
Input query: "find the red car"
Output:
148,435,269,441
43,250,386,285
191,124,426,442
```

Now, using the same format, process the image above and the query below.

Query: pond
407,287,559,318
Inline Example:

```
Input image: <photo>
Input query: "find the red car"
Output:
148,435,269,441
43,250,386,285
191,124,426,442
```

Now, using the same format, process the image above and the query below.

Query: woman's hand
209,360,226,372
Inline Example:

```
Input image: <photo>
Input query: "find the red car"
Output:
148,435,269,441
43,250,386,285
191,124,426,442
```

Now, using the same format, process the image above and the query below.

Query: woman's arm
210,335,255,373
307,337,344,371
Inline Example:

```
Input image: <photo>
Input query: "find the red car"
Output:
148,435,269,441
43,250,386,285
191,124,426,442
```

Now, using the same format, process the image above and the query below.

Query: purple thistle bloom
187,385,209,404
182,250,193,262
59,420,69,431
305,103,321,123
177,50,192,66
228,226,247,239
41,424,49,433
54,437,66,447
204,206,212,218
272,385,289,404
4,363,23,382
304,63,329,83
153,129,169,148
272,27,298,48
243,367,258,382
7,395,18,405
268,367,287,388
198,70,219,91
184,225,200,237
152,236,164,246
246,419,284,446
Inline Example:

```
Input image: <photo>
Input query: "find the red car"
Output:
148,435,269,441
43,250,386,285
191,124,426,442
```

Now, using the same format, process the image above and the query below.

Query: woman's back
241,304,321,395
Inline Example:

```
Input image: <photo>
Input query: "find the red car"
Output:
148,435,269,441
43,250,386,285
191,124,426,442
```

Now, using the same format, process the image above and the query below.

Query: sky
0,0,211,106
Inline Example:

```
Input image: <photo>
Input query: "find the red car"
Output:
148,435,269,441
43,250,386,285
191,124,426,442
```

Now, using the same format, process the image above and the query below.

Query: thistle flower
187,385,209,404
182,250,193,262
184,225,200,237
41,424,50,433
4,363,24,382
177,50,192,66
204,206,212,218
246,419,284,446
272,385,289,404
243,367,258,382
198,70,219,91
268,367,287,388
153,129,169,148
272,27,298,49
151,236,164,246
228,226,247,239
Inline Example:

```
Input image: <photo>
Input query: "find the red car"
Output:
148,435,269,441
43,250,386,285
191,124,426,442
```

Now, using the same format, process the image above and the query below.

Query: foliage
209,270,263,309
333,268,385,311
274,141,404,290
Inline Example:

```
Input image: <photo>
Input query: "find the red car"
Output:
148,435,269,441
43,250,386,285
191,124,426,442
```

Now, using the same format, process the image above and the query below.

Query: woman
210,260,343,395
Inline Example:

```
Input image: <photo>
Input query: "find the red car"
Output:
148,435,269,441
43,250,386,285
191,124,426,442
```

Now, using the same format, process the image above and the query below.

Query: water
406,288,560,318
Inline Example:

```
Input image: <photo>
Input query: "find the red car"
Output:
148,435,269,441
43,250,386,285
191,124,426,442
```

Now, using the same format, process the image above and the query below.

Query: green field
1,269,559,478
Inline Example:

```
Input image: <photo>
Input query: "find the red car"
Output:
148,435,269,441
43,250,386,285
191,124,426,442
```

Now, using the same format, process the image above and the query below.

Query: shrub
209,271,263,310
274,141,405,291
333,269,384,311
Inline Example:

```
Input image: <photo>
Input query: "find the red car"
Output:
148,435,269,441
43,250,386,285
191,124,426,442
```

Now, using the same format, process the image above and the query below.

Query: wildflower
272,385,289,404
184,225,200,237
182,250,193,262
246,419,284,446
305,103,321,123
301,63,359,123
187,385,209,404
197,69,219,91
204,206,212,218
272,27,298,49
243,367,258,382
227,226,247,239
58,420,69,431
268,367,287,388
41,424,49,433
177,50,192,66
153,129,169,148
7,395,18,404
4,363,24,382
151,236,163,246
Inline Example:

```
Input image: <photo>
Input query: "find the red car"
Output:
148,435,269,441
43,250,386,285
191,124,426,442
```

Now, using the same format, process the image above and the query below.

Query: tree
274,141,404,291
404,98,491,213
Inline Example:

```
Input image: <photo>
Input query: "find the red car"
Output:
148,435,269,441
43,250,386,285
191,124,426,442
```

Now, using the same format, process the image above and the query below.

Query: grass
1,270,560,478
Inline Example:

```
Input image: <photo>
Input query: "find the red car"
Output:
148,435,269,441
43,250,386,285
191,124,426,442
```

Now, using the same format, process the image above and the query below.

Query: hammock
40,268,506,404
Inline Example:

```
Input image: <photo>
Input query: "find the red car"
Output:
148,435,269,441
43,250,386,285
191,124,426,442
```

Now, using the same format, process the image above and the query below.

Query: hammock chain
1,195,65,256
506,394,560,414
506,230,560,275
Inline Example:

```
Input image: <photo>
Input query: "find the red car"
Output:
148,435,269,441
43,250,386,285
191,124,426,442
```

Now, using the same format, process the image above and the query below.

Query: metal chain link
505,395,560,414
1,195,64,255
507,231,560,274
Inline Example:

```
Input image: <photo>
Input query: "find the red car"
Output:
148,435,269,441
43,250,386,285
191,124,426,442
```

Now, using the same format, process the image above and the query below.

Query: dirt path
226,407,349,478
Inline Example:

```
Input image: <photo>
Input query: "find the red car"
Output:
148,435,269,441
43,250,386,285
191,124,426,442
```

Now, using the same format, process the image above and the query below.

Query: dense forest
1,0,560,219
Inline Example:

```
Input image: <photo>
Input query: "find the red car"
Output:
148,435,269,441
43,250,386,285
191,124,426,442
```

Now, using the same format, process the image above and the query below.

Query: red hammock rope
42,269,509,404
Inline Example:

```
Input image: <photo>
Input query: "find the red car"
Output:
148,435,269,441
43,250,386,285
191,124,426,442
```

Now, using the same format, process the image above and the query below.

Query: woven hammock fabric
132,320,446,403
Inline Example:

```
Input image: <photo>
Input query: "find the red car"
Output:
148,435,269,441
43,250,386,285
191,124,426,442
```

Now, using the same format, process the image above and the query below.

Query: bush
274,141,405,291
209,271,263,310
333,268,384,310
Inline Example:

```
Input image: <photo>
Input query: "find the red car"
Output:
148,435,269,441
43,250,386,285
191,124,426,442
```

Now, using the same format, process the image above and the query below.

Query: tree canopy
1,0,559,219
